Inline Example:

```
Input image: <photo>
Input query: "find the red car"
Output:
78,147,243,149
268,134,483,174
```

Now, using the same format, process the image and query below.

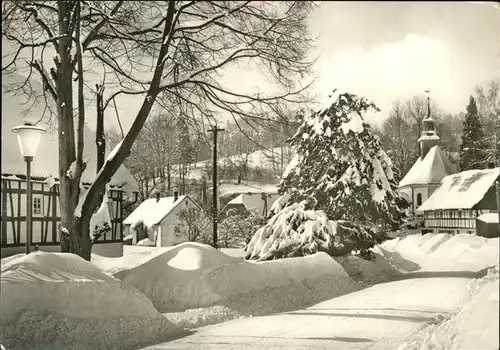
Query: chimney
155,192,161,202
174,191,179,202
487,162,496,169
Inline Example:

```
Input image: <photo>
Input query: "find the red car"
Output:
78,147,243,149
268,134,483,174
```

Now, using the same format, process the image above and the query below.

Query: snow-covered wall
1,242,123,259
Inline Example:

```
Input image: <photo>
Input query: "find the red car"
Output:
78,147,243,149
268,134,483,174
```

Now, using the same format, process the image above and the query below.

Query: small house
1,84,138,258
215,182,279,210
418,167,500,234
476,213,499,238
123,192,205,247
222,192,280,218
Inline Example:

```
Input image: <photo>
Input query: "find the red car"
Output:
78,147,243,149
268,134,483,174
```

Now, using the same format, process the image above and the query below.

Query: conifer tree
279,92,408,228
246,92,409,260
459,96,489,170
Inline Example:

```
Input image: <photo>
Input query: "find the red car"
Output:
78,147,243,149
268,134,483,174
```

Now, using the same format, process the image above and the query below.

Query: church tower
418,94,440,159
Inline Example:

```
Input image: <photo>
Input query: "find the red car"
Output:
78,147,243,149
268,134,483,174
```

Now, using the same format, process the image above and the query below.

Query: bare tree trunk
57,1,77,253
96,84,106,205
167,161,171,192
159,165,165,195
182,163,186,194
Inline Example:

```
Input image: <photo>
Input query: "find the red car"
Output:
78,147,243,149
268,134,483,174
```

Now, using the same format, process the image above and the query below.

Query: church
398,98,457,218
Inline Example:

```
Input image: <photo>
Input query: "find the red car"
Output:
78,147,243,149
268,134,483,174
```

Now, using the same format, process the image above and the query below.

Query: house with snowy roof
222,192,280,218
418,166,500,235
1,80,138,258
213,182,279,212
123,192,206,247
398,105,456,218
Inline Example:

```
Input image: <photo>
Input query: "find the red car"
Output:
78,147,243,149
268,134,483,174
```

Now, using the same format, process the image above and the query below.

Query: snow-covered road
144,277,474,349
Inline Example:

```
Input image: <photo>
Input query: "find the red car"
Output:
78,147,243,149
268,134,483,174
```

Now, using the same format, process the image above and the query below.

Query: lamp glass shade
11,125,47,158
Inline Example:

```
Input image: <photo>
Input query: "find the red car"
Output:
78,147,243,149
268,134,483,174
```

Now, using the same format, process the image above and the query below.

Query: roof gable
399,146,456,188
418,167,500,211
216,183,279,198
123,195,202,227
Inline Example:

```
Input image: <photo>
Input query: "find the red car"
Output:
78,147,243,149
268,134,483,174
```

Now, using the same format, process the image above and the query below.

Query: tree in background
176,117,194,194
475,79,500,166
174,207,211,243
246,92,409,261
219,209,263,248
459,96,489,170
378,100,417,182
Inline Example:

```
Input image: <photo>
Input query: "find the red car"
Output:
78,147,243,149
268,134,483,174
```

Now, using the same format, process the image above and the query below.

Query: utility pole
95,84,105,206
496,181,500,236
207,125,224,249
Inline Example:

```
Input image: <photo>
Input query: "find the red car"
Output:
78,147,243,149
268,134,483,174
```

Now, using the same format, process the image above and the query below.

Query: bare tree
174,206,211,243
380,100,416,181
2,1,315,260
405,96,428,138
475,79,500,165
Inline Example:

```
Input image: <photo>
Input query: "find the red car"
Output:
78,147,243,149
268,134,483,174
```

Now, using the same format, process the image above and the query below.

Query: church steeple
418,91,440,160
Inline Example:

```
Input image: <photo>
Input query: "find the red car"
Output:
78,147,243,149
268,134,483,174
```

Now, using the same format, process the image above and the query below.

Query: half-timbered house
1,112,138,258
418,167,500,234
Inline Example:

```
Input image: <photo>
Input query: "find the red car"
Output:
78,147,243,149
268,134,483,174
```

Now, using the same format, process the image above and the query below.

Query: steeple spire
418,90,440,159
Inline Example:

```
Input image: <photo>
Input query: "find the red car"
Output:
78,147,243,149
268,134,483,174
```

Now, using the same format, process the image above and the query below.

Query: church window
416,193,423,207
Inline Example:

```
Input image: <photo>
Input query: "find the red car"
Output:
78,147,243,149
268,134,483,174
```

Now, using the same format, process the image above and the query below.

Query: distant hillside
184,146,294,181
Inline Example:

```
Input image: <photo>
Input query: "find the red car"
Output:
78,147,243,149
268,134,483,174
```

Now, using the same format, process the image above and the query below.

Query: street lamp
11,122,46,254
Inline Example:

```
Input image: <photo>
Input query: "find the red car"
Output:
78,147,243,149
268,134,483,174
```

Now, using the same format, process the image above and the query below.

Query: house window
33,197,42,216
416,193,423,207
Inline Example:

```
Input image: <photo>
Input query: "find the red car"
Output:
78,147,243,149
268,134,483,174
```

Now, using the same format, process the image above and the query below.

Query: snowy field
1,233,498,349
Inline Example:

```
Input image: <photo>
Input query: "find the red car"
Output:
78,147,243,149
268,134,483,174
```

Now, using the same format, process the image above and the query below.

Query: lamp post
11,123,46,255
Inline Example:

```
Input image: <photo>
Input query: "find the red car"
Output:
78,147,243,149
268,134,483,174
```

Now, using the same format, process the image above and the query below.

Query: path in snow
143,277,474,349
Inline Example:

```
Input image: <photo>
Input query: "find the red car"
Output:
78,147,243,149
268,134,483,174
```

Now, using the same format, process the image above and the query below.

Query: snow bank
380,233,499,272
113,243,242,312
335,252,403,285
1,252,182,349
113,242,360,314
338,233,498,284
400,266,499,350
92,246,174,275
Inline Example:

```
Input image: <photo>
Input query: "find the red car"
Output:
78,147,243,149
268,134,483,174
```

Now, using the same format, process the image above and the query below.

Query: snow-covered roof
418,168,500,211
226,193,280,215
123,195,199,227
477,213,499,224
399,146,456,188
228,194,245,205
216,183,279,198
1,74,138,194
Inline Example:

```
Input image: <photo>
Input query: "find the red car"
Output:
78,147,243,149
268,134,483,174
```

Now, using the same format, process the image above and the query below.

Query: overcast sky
3,1,500,131
307,1,500,124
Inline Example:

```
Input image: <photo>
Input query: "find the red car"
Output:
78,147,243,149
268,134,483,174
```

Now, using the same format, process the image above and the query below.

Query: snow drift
0,252,182,350
380,233,499,272
335,232,498,285
400,266,499,350
113,242,361,314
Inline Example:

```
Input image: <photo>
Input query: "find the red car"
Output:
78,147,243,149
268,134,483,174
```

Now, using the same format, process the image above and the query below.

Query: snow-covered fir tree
245,91,409,261
459,96,489,171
